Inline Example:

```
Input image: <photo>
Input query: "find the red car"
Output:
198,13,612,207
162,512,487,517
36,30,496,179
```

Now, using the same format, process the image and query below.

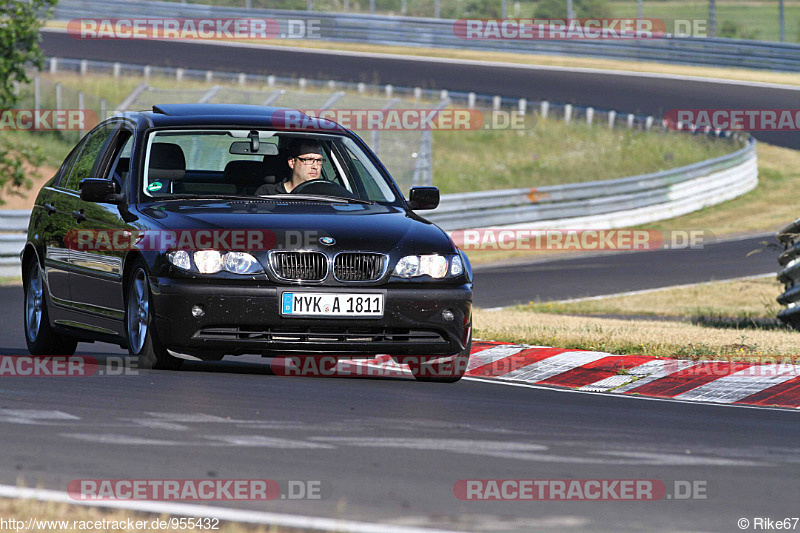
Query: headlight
223,251,263,275
167,250,191,270
393,254,459,279
167,250,264,275
194,250,222,274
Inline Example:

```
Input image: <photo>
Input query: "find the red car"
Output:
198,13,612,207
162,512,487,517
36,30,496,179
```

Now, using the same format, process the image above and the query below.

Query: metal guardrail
0,211,30,277
52,0,800,72
776,220,800,327
426,138,757,231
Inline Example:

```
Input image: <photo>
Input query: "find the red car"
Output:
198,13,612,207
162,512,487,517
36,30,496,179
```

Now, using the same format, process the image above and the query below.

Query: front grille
195,326,446,345
270,251,327,281
334,253,386,281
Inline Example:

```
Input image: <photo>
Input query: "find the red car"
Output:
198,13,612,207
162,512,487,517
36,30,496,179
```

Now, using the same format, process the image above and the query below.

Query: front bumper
150,277,472,357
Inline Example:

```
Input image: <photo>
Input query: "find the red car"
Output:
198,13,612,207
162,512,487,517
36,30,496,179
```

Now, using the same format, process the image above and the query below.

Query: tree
0,0,58,205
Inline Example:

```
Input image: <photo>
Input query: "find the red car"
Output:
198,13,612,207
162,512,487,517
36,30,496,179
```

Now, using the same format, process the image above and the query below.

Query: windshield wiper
258,194,375,205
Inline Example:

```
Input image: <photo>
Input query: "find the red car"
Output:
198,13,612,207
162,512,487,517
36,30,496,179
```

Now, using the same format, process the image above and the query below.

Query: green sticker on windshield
148,181,163,192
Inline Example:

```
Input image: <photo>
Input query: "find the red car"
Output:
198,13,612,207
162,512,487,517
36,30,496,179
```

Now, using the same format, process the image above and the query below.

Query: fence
52,0,800,71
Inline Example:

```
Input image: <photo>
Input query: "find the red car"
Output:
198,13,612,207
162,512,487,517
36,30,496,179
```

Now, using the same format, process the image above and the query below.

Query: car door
39,143,84,307
67,122,135,332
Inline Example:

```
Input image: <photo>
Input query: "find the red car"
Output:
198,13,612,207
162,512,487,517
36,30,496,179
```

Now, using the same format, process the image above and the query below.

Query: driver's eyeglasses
296,157,326,167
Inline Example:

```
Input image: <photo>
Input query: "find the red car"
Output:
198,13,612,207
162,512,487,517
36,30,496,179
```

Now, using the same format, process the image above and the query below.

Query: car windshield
141,129,397,203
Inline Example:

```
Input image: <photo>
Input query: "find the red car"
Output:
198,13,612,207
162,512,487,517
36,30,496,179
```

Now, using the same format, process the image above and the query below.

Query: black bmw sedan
22,104,472,382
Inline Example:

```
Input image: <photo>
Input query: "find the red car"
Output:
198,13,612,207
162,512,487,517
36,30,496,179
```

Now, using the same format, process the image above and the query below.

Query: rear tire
125,261,183,371
408,329,471,383
23,260,77,356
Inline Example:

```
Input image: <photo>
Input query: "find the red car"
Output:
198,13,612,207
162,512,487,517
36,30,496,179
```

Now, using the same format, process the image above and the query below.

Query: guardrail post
101,98,107,121
268,75,275,87
440,89,448,101
645,116,654,130
385,84,393,98
299,78,307,90
55,83,62,112
49,57,57,74
586,107,594,125
627,113,635,128
564,104,572,123
493,95,501,111
468,92,476,109
434,0,440,17
206,70,213,83
176,68,184,82
608,110,616,129
357,82,366,94
518,98,526,115
238,73,246,85
78,91,85,137
113,62,121,78
34,75,40,111
540,100,549,119
414,87,422,101
80,60,88,76
143,65,151,80
327,80,336,89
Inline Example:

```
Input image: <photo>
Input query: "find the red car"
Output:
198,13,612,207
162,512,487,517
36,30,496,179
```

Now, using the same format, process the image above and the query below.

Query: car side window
63,123,117,191
54,142,85,188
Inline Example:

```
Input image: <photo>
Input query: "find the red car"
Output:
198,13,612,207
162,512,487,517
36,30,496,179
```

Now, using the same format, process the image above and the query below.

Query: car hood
136,200,453,254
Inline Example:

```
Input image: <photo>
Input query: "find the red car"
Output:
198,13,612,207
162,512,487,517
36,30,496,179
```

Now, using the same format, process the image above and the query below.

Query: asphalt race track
0,29,793,532
0,283,799,532
41,28,800,149
473,234,779,308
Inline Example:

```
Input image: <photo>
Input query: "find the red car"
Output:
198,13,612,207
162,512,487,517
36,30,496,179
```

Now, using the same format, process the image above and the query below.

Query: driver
271,139,325,194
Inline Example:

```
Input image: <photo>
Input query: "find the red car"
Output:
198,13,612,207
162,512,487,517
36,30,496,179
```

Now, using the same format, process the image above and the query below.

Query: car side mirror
80,178,120,203
407,186,440,210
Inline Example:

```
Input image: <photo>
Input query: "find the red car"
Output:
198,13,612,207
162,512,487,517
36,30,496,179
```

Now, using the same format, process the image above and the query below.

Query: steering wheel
291,179,355,198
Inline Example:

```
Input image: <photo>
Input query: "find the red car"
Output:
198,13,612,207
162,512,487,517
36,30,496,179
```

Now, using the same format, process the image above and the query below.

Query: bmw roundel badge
319,236,336,246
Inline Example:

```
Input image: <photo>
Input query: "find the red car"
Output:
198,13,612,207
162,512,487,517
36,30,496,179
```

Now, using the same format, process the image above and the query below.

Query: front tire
23,260,77,356
125,262,183,371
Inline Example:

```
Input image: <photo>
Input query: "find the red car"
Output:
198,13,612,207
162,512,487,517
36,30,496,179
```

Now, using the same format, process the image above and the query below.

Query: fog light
191,305,205,318
442,309,455,322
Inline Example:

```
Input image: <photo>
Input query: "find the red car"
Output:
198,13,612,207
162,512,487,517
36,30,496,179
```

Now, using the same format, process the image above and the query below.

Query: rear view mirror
407,187,440,210
230,141,278,156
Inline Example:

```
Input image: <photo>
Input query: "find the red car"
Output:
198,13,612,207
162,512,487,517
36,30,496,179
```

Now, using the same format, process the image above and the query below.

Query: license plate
281,292,384,317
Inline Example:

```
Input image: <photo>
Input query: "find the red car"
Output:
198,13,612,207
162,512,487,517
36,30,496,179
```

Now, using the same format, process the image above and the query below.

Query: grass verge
473,276,797,361
464,141,800,266
0,497,285,533
473,307,797,360
519,276,781,320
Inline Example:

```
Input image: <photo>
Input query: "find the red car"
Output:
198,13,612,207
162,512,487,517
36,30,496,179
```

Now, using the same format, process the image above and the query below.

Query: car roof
136,103,345,133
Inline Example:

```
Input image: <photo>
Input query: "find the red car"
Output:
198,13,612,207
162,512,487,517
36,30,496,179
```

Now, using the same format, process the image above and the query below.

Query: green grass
433,117,737,193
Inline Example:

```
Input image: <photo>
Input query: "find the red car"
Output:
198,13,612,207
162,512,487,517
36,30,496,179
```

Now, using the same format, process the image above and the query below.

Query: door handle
72,210,86,222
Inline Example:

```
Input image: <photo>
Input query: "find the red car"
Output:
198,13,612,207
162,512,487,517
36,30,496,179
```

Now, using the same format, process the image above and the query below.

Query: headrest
261,154,289,185
223,160,266,185
149,142,185,180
